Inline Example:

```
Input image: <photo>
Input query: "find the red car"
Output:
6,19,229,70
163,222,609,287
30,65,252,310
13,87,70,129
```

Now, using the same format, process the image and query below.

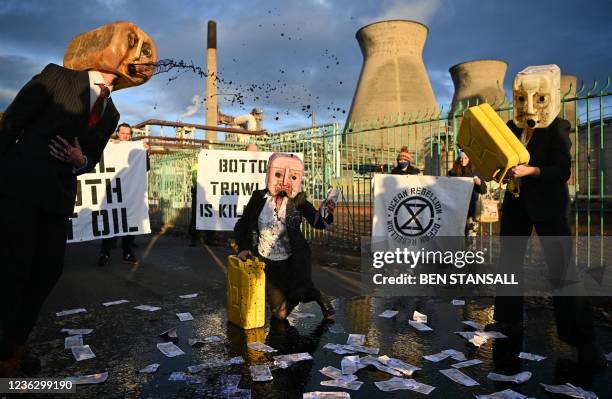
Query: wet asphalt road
16,233,612,398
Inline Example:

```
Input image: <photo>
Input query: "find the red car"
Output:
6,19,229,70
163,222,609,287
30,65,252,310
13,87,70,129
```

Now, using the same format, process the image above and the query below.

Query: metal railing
148,79,612,251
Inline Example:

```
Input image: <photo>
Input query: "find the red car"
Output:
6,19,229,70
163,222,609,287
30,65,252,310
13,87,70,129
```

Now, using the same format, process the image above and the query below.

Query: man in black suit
491,65,606,370
0,22,157,377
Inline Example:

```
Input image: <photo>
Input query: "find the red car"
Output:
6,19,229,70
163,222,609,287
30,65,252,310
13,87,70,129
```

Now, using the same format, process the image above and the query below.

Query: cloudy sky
1,0,610,137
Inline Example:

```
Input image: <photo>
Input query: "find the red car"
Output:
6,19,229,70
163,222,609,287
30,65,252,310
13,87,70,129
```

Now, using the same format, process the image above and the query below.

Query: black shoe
578,342,608,371
317,297,335,320
98,254,110,267
15,344,40,375
122,253,138,264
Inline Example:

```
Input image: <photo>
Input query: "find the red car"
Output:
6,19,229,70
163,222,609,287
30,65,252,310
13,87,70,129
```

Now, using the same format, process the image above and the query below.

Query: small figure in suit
0,22,157,377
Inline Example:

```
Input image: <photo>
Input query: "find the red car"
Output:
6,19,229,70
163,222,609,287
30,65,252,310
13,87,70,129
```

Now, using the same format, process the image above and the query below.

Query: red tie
87,84,110,129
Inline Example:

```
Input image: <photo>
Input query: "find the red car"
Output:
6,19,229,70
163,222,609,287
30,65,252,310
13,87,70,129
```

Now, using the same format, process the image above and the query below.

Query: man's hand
49,136,86,168
508,165,540,178
473,176,482,185
237,250,252,261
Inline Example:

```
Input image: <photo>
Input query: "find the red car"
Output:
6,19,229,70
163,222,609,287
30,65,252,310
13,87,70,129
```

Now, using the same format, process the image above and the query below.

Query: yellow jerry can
457,103,530,183
227,255,266,329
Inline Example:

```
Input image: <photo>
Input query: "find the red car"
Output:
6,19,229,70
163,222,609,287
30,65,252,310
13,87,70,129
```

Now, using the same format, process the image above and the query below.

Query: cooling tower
345,20,439,150
560,75,578,127
449,59,507,116
205,20,218,141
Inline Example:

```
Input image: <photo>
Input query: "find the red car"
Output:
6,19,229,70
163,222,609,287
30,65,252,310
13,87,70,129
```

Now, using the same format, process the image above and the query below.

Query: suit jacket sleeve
0,64,58,156
294,192,332,229
75,107,120,175
537,119,572,184
234,192,258,252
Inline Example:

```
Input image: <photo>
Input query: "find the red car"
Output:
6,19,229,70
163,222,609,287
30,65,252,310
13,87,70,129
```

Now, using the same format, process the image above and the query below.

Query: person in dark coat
390,146,420,175
0,22,156,377
234,153,335,320
490,64,606,370
448,151,487,236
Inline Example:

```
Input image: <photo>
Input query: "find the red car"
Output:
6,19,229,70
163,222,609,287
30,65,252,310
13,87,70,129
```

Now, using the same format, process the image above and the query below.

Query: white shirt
88,70,113,112
257,194,291,261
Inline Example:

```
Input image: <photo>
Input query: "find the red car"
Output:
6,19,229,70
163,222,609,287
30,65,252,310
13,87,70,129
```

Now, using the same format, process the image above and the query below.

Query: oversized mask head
512,64,561,129
266,153,304,198
64,21,157,90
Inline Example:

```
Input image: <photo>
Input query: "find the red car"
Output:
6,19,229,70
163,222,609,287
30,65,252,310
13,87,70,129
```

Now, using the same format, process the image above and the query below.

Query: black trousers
0,195,67,359
494,195,595,346
100,235,134,256
262,256,323,318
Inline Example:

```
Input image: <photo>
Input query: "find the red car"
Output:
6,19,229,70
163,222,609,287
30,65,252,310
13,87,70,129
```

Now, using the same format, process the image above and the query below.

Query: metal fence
148,80,612,250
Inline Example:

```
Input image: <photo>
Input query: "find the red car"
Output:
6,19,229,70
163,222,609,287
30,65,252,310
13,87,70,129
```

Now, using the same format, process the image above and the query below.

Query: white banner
196,150,302,231
67,141,151,243
372,174,473,249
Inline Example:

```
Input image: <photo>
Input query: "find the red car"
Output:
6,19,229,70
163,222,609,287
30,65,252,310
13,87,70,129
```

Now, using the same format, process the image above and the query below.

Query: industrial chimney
449,59,508,116
345,20,439,152
205,20,218,141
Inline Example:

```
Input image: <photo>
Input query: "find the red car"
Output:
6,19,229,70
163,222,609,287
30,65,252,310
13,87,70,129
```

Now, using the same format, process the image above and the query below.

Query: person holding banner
491,65,606,369
448,151,486,237
234,153,336,320
0,22,157,377
98,123,148,266
390,146,420,175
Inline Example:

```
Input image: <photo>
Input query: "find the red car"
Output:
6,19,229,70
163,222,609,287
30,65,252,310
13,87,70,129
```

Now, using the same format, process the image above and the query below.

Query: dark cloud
0,0,610,132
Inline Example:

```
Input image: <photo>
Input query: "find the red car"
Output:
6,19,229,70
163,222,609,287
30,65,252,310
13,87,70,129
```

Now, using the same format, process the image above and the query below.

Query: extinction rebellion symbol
387,188,443,244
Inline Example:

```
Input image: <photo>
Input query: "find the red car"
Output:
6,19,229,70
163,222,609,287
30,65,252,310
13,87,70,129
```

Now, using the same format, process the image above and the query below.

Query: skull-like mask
64,21,157,90
266,153,304,199
512,64,561,129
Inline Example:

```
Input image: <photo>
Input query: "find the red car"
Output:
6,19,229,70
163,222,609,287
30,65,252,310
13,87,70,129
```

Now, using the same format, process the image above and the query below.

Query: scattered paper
273,353,313,368
321,378,363,391
375,377,435,394
409,320,433,332
205,335,223,343
452,299,465,306
346,334,365,346
423,352,450,362
134,305,161,312
247,342,277,353
176,312,194,321
64,372,108,385
168,371,203,384
487,371,532,384
462,320,485,330
451,359,483,369
159,327,178,339
71,345,96,361
360,355,402,376
378,310,399,318
456,331,488,347
475,389,529,399
518,352,546,361
139,363,160,374
61,328,93,335
196,375,245,397
102,299,129,307
540,383,598,399
476,331,507,339
328,324,346,334
323,343,378,355
412,310,428,324
187,356,245,373
439,368,479,387
65,335,83,349
179,293,198,299
320,366,357,381
56,308,86,317
441,349,466,362
377,355,421,376
289,312,316,319
250,364,273,382
156,342,185,358
341,355,362,375
303,392,350,399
